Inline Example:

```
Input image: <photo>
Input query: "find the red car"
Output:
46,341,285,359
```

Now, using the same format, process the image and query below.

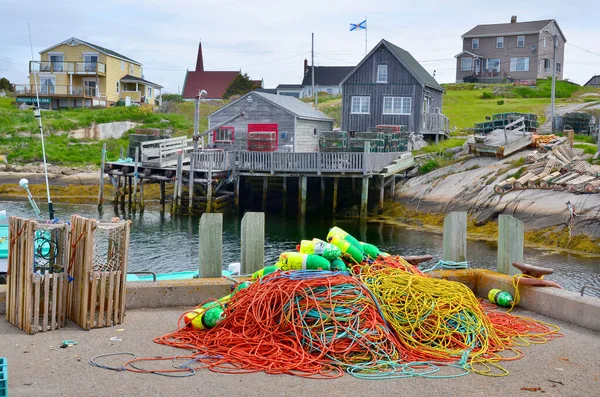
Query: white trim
382,96,411,115
517,35,525,48
496,37,504,48
350,96,370,114
454,50,479,58
471,38,479,49
460,57,473,72
376,64,388,83
121,60,125,70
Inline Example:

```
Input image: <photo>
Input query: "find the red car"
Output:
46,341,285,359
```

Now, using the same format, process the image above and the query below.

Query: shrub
419,159,440,174
481,91,494,99
497,99,505,105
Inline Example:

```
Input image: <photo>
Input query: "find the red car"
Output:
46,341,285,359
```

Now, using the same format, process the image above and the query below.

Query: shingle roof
182,70,240,99
209,91,334,121
462,19,554,38
301,66,354,86
120,74,163,88
382,40,443,92
276,84,304,89
40,38,141,65
584,75,600,87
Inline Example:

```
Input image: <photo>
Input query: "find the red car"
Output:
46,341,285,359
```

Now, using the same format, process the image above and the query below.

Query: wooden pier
100,137,415,217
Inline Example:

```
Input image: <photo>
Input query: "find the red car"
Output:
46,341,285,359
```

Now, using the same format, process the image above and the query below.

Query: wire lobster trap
5,217,69,334
68,215,131,330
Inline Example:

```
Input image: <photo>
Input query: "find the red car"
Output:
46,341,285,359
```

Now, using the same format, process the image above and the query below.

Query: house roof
462,19,566,42
584,75,600,86
341,39,443,92
120,74,163,88
182,70,240,99
276,84,304,90
255,88,277,94
301,66,355,86
40,37,141,65
454,50,481,58
209,91,334,122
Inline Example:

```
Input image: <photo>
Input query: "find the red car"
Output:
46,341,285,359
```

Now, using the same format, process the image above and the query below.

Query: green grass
574,144,598,155
416,138,466,154
556,132,597,144
512,79,580,98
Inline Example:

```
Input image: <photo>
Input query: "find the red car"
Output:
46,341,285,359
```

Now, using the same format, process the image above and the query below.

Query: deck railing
29,61,106,75
14,84,99,98
422,112,450,134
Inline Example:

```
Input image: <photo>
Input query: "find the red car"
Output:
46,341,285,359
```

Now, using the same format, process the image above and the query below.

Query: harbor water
1,200,599,297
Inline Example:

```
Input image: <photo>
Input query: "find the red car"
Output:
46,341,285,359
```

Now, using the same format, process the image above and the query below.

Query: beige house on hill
455,17,566,84
15,37,163,109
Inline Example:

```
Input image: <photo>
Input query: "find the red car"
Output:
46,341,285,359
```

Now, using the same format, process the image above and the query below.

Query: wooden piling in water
132,147,139,213
299,176,307,218
320,177,325,206
206,153,213,213
262,177,268,212
360,176,369,219
234,177,240,213
497,214,524,275
379,176,384,213
241,212,265,274
172,153,183,214
160,180,166,213
139,178,145,212
128,176,133,210
198,213,223,278
188,152,195,215
282,176,287,213
98,142,106,210
333,177,338,215
442,211,467,262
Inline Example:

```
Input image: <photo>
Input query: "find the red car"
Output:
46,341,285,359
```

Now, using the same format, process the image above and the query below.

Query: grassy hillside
0,97,223,165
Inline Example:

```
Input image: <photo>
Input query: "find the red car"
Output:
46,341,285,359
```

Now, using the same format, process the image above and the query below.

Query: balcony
14,84,100,98
29,61,106,75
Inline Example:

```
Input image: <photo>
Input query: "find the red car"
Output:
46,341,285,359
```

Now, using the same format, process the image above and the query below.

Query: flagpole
365,16,367,55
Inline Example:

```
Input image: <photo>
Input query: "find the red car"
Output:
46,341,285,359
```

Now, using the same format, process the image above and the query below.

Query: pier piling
442,211,467,262
333,177,339,215
241,212,265,275
497,214,524,275
360,176,369,219
299,176,307,218
98,142,106,210
198,213,223,278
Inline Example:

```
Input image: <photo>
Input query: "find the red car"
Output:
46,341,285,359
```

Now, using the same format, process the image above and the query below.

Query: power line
566,43,600,57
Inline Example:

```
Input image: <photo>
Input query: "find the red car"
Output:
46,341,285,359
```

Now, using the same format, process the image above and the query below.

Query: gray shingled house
340,39,448,140
455,16,566,84
300,60,354,97
207,91,334,152
584,75,600,88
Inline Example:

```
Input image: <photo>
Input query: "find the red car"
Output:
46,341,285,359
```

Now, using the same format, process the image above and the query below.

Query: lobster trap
68,215,130,330
5,217,69,334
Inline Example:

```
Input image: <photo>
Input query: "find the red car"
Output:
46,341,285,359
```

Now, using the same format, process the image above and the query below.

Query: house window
377,64,388,83
460,57,472,71
326,88,333,95
40,76,55,95
147,86,152,97
121,60,125,70
130,64,134,74
496,37,504,49
351,96,370,114
116,81,120,93
83,54,98,72
543,37,547,48
556,62,562,73
383,97,411,115
313,128,318,136
486,58,501,73
543,58,551,73
214,126,234,143
517,35,525,48
472,38,479,49
49,54,64,72
510,57,529,72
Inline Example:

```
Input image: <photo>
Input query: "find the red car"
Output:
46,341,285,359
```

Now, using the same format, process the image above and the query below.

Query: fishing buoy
488,289,514,308
277,252,331,271
359,242,382,258
183,294,231,330
297,239,341,260
327,227,364,254
232,281,252,295
328,236,364,264
330,258,348,272
251,265,279,280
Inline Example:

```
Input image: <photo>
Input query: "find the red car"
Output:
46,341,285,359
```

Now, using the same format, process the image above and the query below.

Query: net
92,222,127,273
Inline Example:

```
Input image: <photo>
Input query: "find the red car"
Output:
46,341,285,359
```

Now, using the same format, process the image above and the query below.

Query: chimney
304,59,308,74
511,15,517,24
195,41,204,72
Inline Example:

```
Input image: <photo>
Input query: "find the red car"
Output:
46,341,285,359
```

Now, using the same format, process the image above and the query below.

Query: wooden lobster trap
68,215,130,330
5,217,69,334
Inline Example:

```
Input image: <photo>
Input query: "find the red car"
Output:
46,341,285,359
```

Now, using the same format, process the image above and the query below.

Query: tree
223,73,256,99
0,77,13,92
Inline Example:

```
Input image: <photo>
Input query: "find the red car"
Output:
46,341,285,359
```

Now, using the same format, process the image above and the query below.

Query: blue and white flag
350,20,367,31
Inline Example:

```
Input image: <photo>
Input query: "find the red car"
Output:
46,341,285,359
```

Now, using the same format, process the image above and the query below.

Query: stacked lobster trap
5,215,131,334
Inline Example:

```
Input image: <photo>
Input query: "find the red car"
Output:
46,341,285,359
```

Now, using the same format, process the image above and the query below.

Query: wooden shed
207,91,334,152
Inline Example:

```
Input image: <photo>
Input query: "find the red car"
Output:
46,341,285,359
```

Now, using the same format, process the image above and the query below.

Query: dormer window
377,64,387,83
472,38,479,49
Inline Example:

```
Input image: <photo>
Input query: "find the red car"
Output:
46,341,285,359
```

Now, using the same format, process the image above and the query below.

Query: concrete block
125,279,232,309
241,212,265,274
442,211,467,262
198,213,223,278
497,214,524,275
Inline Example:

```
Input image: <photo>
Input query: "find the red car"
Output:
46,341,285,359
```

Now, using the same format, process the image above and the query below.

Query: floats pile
155,227,561,379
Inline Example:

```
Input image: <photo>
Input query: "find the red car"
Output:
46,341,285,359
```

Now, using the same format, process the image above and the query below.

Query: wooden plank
98,272,107,327
113,270,121,325
24,222,34,334
33,275,40,334
106,271,115,327
56,273,64,329
119,222,130,323
43,273,50,332
51,273,58,331
80,220,94,329
443,212,467,262
240,212,265,275
198,214,223,278
89,272,98,329
497,215,524,276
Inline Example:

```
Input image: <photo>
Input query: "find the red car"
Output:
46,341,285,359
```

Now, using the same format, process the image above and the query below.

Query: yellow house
14,37,163,109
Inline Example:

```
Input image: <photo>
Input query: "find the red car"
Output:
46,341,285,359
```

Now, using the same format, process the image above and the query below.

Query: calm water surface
2,200,599,297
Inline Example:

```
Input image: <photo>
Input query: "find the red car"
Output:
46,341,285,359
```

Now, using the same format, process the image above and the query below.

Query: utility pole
551,34,558,133
194,91,201,152
311,33,315,100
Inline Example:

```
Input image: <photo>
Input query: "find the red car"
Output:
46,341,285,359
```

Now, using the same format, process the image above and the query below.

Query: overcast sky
1,0,598,93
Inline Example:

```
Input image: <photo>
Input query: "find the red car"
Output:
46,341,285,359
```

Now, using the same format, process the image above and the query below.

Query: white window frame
556,62,561,73
486,58,501,73
214,126,234,143
510,57,529,72
39,75,56,94
130,64,134,74
377,64,388,83
496,37,504,49
543,58,551,73
116,81,120,93
517,35,525,48
543,37,547,48
472,38,479,49
351,96,370,114
383,96,412,115
48,52,64,72
147,86,152,97
460,57,472,72
121,60,125,70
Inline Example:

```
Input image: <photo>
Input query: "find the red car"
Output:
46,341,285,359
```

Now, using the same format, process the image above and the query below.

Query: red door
247,123,278,152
